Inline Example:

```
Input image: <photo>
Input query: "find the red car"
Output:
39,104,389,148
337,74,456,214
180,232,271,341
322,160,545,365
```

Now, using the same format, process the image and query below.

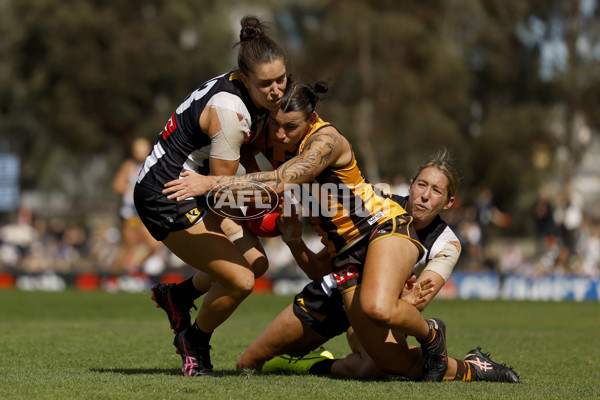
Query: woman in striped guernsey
163,79,450,381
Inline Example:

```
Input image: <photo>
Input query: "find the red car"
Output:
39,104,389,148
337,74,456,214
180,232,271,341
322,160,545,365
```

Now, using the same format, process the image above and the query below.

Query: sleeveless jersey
319,195,459,298
137,71,267,188
279,114,409,258
391,194,460,274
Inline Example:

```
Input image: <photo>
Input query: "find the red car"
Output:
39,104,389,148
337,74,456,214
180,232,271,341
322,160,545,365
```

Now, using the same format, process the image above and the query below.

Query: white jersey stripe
137,141,166,183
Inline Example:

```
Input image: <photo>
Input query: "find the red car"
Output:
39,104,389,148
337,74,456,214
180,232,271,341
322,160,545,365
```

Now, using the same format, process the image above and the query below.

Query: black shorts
331,213,424,293
133,182,208,241
292,278,350,339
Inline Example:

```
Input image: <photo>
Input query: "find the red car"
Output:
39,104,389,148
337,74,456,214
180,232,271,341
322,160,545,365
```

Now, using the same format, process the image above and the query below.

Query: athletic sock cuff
308,359,336,375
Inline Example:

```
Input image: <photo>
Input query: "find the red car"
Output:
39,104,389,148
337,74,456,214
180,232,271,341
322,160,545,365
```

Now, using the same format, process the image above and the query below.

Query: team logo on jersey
185,208,202,223
162,112,177,139
332,265,359,286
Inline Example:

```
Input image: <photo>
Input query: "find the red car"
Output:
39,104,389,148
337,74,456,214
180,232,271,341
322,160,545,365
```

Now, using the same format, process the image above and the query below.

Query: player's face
407,166,455,225
242,59,287,112
268,109,310,151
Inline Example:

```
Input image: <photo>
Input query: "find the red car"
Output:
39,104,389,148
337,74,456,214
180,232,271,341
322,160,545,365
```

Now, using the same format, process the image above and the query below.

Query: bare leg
342,288,421,376
219,216,269,278
162,214,255,333
360,236,430,338
335,325,459,380
186,215,269,295
237,304,328,370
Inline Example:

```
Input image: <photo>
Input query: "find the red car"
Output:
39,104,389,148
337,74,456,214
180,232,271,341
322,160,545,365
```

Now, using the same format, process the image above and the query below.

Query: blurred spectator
498,240,524,276
87,217,121,273
455,206,484,270
554,190,584,260
576,216,600,278
112,137,167,275
475,188,511,248
54,222,88,273
0,208,38,270
392,174,409,196
532,185,557,255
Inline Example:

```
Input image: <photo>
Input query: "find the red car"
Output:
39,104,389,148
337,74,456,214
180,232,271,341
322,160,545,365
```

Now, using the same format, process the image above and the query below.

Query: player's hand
277,194,303,243
163,171,211,201
401,275,435,307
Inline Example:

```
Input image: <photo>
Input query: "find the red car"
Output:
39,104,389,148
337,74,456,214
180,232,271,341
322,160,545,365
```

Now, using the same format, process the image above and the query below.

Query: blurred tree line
1,0,599,236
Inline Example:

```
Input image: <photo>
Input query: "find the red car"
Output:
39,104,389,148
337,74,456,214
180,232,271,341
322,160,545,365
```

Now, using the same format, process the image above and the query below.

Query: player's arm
415,240,461,311
201,105,249,176
276,198,330,279
163,130,344,201
285,240,330,280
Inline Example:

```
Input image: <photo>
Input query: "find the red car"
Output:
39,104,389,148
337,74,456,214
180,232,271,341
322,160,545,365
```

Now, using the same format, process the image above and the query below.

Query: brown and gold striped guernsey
291,115,408,258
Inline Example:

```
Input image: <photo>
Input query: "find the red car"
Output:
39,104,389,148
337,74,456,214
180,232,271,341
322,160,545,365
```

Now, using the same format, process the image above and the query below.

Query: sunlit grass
1,290,598,399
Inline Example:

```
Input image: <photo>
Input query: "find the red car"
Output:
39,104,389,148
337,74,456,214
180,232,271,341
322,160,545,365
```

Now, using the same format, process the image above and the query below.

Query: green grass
1,290,599,399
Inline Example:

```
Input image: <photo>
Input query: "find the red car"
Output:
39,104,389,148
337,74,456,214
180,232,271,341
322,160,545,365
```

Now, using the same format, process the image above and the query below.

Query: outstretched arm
163,130,344,201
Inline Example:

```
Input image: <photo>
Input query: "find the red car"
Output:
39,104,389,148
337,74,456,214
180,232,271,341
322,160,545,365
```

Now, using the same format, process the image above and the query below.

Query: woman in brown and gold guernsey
162,79,451,382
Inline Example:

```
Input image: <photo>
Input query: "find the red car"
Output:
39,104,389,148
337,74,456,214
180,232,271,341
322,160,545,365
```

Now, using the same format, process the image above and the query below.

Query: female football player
134,16,287,377
161,79,450,381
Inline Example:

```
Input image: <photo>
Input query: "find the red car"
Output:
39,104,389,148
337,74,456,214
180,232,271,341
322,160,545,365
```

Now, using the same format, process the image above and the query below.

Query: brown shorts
331,214,424,293
292,278,350,339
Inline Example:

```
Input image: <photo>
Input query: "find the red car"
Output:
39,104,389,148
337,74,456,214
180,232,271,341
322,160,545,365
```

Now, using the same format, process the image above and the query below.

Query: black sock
173,277,205,304
417,320,437,347
308,359,336,375
184,322,213,348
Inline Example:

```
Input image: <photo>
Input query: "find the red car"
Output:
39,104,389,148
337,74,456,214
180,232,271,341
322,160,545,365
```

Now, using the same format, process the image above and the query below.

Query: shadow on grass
91,367,396,380
91,368,180,376
90,368,249,377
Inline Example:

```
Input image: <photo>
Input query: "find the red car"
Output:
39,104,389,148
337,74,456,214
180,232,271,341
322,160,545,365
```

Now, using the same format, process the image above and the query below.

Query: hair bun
313,81,329,94
239,16,266,43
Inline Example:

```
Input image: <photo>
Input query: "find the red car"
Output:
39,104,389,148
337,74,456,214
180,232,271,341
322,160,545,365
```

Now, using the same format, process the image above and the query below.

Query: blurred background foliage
1,0,599,237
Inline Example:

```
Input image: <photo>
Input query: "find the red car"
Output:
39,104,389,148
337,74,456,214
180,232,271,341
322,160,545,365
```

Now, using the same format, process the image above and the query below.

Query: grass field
1,289,599,399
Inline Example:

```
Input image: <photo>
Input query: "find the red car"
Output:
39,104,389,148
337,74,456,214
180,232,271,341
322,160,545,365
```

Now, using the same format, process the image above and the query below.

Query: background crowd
1,178,599,288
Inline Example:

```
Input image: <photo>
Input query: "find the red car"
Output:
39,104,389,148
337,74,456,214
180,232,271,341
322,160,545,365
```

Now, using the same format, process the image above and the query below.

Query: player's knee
236,353,257,370
360,300,394,327
229,270,255,298
237,346,268,370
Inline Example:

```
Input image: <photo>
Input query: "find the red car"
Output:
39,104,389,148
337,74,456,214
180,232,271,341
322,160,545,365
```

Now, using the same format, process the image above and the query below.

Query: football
245,206,281,237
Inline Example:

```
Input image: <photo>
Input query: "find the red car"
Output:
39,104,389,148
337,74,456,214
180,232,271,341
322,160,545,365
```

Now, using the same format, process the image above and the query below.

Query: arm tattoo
209,131,340,199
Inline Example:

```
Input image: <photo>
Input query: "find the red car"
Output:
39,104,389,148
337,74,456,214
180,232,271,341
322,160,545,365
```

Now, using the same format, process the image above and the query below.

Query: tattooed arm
163,128,349,201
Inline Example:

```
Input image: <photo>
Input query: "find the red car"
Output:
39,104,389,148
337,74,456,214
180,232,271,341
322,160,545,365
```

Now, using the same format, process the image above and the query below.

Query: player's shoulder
430,224,461,257
207,91,248,112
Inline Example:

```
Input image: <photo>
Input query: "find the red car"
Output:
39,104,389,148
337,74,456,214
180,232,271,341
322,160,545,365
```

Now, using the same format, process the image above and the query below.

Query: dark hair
279,78,328,119
235,16,285,76
411,148,461,200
